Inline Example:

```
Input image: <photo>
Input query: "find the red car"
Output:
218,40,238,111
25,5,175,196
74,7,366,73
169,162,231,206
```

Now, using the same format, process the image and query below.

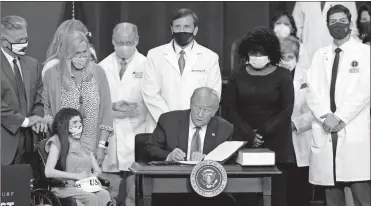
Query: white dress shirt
1,47,28,127
173,40,194,62
186,115,207,160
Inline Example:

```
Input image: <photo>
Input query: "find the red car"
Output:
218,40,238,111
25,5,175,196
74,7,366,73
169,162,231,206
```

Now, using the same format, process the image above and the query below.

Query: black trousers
325,133,371,206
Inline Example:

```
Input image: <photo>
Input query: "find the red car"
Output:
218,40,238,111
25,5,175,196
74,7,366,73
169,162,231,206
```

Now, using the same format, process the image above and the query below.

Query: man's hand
113,100,138,112
27,115,43,127
333,121,346,133
32,122,48,134
320,113,340,133
253,135,264,148
113,109,139,119
167,148,186,161
191,152,205,161
95,147,106,166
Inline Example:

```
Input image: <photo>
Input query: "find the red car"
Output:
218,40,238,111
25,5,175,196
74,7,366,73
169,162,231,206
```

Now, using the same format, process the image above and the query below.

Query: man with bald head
145,87,234,162
99,22,148,206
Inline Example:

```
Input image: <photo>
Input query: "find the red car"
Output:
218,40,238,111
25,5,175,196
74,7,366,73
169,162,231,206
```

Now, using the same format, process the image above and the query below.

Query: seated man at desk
144,87,236,206
145,87,234,161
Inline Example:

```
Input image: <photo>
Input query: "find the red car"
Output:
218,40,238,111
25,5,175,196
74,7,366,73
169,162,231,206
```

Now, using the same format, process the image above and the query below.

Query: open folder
178,141,247,165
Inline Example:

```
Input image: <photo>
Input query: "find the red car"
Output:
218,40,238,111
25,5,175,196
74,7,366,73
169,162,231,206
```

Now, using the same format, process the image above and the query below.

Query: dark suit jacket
1,51,43,165
145,109,234,161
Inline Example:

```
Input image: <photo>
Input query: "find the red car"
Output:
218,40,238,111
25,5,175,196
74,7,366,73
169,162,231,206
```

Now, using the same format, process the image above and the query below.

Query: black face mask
360,21,370,35
328,22,351,40
173,32,194,47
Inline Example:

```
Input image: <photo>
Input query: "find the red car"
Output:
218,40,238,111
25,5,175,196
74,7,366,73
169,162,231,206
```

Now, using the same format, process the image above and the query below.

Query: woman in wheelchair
44,108,113,206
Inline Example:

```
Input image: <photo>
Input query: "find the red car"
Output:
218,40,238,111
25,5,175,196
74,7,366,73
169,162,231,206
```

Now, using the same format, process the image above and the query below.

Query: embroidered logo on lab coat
132,72,143,78
349,61,359,73
192,69,206,72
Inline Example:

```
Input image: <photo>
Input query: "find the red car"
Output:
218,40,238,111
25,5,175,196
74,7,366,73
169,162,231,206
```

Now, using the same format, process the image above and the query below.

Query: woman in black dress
223,27,295,206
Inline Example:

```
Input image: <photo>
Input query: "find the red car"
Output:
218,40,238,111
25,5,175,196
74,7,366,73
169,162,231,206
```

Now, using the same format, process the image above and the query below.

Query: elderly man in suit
1,15,45,165
145,87,235,206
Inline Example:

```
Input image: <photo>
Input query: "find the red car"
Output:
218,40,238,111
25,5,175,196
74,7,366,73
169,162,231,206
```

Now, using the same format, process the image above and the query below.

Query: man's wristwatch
98,141,109,148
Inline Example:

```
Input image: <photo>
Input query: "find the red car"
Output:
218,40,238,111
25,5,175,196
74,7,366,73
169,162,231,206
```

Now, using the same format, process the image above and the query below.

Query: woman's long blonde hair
45,19,88,64
58,31,92,91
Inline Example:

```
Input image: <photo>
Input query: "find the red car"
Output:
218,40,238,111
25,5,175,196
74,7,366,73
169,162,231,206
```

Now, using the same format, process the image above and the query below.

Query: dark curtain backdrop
60,1,270,77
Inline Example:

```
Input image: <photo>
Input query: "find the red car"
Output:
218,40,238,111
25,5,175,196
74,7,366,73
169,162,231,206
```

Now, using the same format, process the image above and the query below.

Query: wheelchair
30,138,111,206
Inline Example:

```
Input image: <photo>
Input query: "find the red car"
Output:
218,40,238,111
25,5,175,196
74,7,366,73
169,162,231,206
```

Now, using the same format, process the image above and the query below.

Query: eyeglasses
192,106,213,115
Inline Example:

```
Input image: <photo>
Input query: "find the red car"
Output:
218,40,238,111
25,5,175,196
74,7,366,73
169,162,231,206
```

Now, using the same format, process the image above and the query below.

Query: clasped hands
320,113,345,133
28,115,48,134
252,129,264,148
167,148,205,161
112,100,139,119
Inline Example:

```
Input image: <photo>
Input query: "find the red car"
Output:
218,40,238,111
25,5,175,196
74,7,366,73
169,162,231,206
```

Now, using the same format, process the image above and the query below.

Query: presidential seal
190,160,227,198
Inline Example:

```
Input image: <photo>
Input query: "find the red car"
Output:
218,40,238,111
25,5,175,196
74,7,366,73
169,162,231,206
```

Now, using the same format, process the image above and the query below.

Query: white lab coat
142,40,222,132
305,38,370,185
291,66,314,167
99,50,148,172
293,2,358,62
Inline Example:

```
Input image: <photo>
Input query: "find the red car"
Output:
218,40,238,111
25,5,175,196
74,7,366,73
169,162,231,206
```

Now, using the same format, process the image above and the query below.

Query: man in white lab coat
142,8,222,132
305,5,370,206
293,2,358,63
99,22,148,206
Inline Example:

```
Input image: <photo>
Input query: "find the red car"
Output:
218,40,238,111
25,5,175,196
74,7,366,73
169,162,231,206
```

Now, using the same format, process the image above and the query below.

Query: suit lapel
164,42,181,74
19,56,30,106
323,47,333,86
178,110,190,153
203,117,217,154
1,51,17,89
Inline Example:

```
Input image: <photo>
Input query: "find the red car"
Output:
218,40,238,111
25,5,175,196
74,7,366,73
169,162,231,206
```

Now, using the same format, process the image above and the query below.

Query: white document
178,141,246,165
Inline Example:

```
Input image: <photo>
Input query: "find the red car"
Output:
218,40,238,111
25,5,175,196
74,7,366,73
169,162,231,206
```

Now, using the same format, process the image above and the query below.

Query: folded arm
44,143,79,180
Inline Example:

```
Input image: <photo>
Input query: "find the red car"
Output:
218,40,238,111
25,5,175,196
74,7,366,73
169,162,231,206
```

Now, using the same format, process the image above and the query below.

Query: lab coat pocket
311,122,327,148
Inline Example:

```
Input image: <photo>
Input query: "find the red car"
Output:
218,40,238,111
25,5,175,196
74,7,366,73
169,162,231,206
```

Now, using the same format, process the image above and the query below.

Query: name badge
300,83,308,89
132,72,143,78
349,60,360,73
191,69,206,73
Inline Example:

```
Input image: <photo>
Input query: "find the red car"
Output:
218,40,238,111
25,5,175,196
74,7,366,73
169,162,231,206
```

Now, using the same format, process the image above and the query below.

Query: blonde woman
42,19,97,78
42,31,113,165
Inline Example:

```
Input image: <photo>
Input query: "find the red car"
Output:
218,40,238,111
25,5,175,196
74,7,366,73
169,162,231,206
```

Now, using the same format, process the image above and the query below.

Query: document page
178,141,246,165
204,141,246,161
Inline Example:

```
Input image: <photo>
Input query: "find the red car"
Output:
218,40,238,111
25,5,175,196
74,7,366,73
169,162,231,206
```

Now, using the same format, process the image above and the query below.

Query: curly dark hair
357,4,370,37
270,12,298,38
238,27,282,66
51,108,83,171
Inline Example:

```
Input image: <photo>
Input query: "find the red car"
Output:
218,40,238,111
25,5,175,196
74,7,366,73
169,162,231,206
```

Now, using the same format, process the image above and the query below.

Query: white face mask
69,125,83,139
248,56,270,69
274,24,291,39
280,58,297,71
6,40,28,56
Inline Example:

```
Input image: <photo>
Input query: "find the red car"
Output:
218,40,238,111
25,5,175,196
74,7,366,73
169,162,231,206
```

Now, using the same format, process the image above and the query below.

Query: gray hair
279,36,300,60
113,22,138,38
191,87,220,106
0,15,27,37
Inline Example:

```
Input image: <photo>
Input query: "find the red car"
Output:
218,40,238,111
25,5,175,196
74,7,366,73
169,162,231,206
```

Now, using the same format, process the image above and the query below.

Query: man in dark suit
145,87,234,162
1,15,46,165
145,87,235,206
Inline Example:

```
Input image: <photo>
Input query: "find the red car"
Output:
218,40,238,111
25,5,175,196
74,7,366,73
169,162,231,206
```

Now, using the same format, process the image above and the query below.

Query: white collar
331,37,354,53
173,40,194,56
1,47,18,63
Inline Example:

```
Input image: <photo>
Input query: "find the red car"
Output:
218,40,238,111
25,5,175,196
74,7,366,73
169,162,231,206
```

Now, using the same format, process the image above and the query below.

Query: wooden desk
129,162,282,206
